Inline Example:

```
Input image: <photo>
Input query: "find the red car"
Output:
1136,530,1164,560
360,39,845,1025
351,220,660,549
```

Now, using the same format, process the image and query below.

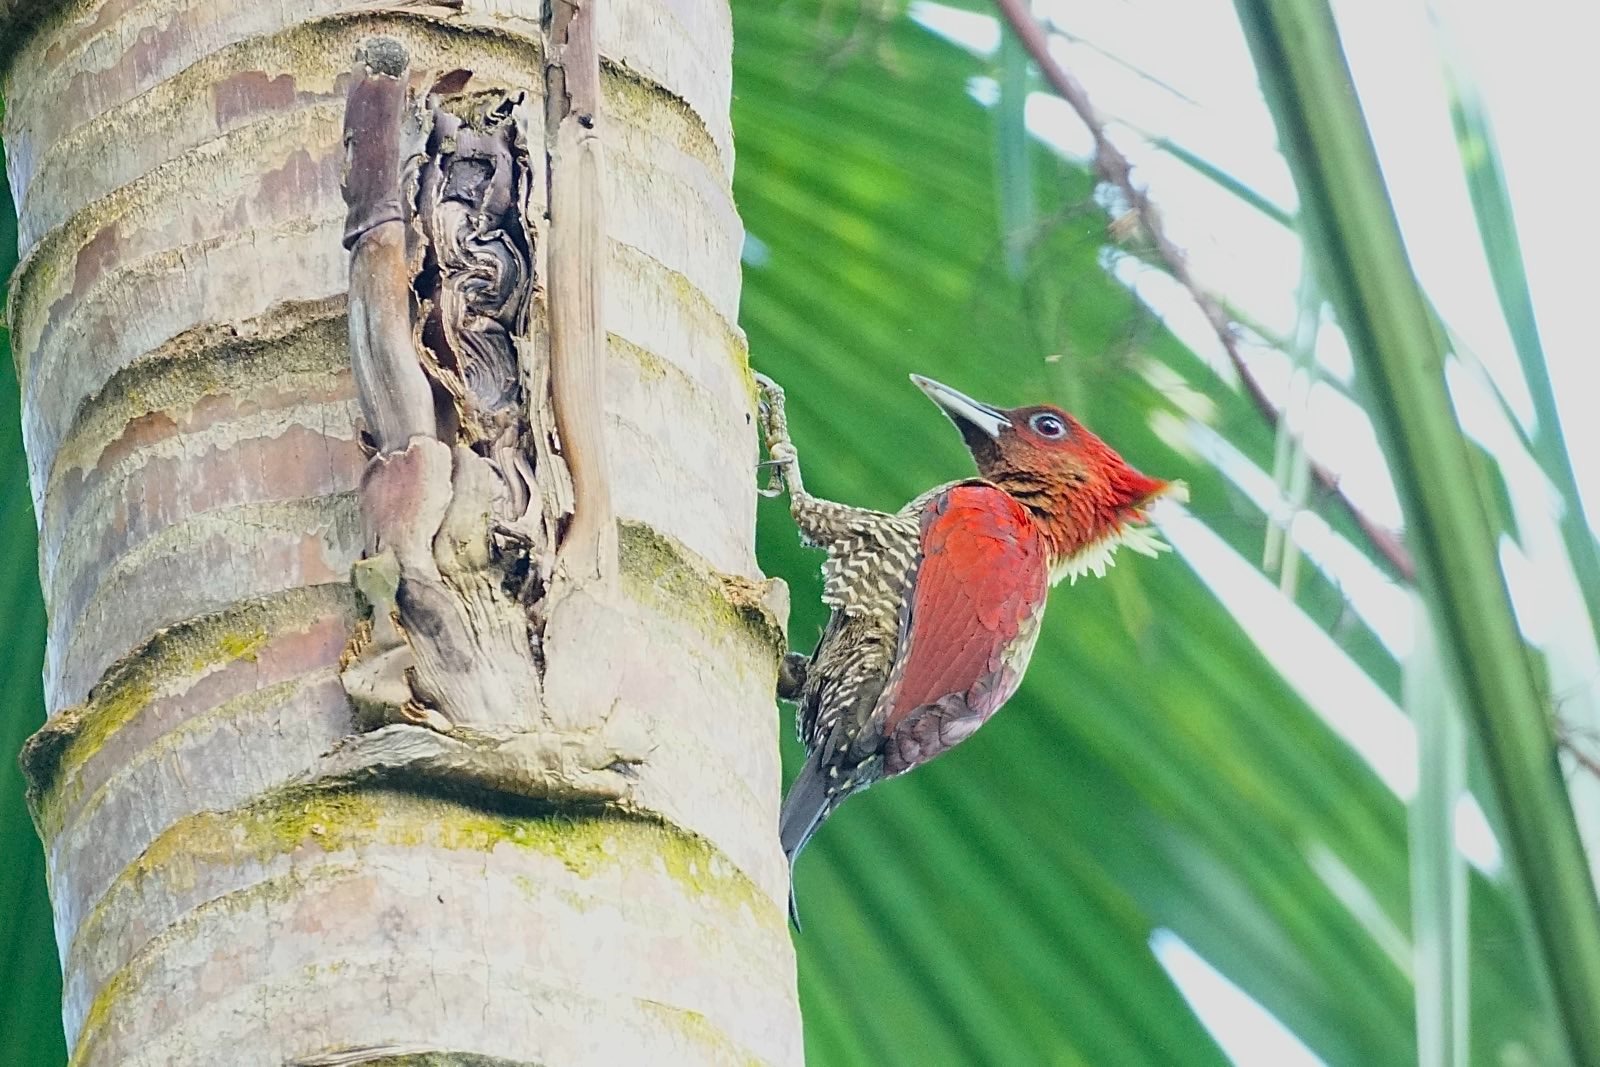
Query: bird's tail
778,750,834,929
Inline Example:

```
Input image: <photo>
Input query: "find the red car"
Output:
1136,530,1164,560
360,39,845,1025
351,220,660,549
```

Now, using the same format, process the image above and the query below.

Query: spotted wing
787,498,922,756
814,507,922,622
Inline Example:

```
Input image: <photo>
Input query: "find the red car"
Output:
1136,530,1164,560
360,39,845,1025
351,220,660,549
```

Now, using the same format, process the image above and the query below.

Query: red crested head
912,374,1184,581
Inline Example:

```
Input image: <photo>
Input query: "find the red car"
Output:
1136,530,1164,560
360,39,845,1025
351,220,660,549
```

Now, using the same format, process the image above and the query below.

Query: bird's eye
1030,413,1066,439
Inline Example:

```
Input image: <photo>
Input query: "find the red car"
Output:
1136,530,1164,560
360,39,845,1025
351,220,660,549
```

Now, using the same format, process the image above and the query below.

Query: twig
990,0,1416,582
1557,720,1600,782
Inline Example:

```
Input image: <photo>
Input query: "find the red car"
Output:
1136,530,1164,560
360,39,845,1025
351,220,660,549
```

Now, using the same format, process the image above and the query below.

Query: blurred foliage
736,1,1563,1064
0,1,1580,1064
1233,1,1600,1060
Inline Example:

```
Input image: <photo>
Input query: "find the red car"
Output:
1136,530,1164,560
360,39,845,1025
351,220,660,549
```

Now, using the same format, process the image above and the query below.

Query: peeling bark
336,37,636,792
342,42,437,455
5,1,799,1063
543,0,618,596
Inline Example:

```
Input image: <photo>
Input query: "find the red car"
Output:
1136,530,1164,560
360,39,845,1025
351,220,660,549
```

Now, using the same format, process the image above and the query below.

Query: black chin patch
954,417,1002,469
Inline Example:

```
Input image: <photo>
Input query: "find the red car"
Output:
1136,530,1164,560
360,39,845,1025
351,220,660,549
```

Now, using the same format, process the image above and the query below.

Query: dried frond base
304,720,649,808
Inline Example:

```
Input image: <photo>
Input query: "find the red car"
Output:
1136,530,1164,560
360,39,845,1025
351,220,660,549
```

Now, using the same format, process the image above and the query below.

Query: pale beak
911,374,1008,440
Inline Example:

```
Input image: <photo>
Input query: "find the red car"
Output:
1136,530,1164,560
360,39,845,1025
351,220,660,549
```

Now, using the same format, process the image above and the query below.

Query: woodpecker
756,372,1183,925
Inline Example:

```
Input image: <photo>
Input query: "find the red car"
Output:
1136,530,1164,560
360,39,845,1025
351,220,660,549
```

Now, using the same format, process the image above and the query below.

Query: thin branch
1557,720,1600,782
991,0,1416,582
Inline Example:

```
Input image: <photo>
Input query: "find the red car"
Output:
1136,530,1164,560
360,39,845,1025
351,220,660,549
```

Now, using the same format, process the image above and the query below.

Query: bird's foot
777,651,808,700
753,372,805,496
756,459,787,499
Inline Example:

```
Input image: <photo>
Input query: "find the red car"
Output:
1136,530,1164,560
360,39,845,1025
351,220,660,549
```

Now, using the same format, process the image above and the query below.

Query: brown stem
1557,720,1600,782
991,0,1416,582
341,39,438,455
544,0,617,595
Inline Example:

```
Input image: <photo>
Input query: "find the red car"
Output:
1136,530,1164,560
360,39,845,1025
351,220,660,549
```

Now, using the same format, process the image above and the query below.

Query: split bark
4,0,801,1063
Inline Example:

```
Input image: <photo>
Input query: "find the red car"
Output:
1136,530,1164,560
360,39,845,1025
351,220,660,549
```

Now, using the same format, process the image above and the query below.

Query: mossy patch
68,963,131,1067
121,785,767,918
24,677,152,840
77,788,776,978
618,521,784,654
608,243,747,375
24,584,358,833
198,627,267,671
47,298,349,494
649,821,770,919
235,787,390,857
609,333,674,384
68,787,783,1063
602,58,724,171
635,1000,768,1067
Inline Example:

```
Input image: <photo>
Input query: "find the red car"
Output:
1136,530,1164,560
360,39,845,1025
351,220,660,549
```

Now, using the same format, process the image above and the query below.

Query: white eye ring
1030,413,1066,438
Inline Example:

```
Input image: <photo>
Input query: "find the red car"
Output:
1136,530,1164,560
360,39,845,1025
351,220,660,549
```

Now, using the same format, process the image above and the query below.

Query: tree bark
3,0,801,1063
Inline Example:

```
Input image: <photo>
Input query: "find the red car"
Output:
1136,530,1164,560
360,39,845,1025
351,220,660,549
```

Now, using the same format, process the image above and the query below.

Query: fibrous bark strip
335,32,636,799
543,0,618,596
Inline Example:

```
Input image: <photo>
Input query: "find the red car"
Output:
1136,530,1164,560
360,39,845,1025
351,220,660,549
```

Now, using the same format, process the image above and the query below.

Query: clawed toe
777,651,808,700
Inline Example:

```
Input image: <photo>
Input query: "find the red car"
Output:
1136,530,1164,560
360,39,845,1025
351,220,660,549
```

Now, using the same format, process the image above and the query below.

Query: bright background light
915,0,1595,1059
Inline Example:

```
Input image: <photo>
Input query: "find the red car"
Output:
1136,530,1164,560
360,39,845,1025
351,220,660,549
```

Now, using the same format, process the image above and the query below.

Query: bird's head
912,374,1186,582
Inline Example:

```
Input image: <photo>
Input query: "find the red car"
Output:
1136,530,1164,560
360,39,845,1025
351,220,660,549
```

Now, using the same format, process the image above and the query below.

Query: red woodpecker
757,373,1183,924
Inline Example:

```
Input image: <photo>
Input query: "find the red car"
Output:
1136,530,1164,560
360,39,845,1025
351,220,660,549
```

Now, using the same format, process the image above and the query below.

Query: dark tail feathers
778,750,834,929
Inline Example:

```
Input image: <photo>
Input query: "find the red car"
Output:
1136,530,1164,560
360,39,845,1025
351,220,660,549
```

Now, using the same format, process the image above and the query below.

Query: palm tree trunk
3,1,800,1063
